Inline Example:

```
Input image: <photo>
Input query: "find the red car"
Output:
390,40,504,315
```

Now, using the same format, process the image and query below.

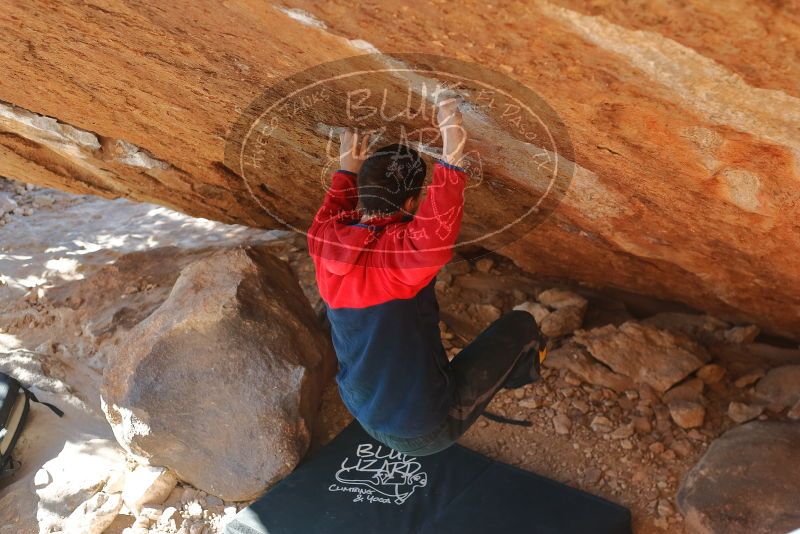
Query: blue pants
364,310,540,456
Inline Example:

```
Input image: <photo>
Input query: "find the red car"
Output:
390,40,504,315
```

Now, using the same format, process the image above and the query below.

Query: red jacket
307,162,468,437
308,162,467,309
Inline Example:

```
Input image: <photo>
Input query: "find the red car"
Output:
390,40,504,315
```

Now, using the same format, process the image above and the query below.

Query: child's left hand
339,129,370,174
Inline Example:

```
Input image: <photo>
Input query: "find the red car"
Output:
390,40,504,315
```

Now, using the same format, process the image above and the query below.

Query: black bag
226,421,632,534
0,372,63,477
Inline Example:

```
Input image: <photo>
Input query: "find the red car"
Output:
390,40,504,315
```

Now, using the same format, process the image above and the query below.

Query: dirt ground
1,178,796,533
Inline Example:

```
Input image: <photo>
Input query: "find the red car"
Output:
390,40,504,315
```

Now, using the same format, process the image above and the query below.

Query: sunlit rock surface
0,1,798,338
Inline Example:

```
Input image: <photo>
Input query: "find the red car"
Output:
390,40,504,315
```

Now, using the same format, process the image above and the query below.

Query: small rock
63,492,123,534
186,500,203,519
727,401,764,424
754,365,800,410
513,301,550,324
0,193,18,217
657,498,674,517
583,467,603,484
670,439,692,457
472,303,501,323
610,423,634,440
537,288,588,311
519,398,540,409
734,369,765,388
122,465,178,516
590,415,614,433
649,442,665,454
620,439,633,450
696,363,726,384
632,416,652,434
564,373,582,386
572,399,590,414
552,413,571,435
32,194,56,209
788,400,800,421
723,325,760,344
103,470,127,494
540,305,585,338
139,504,164,521
474,257,494,273
662,378,704,403
690,429,707,440
159,506,178,526
668,401,705,429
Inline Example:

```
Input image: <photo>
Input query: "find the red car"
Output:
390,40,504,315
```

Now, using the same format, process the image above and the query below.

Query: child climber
308,98,545,456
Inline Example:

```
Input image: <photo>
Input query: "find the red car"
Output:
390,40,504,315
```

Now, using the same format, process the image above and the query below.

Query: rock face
677,422,800,534
102,246,334,501
573,322,710,392
0,1,799,339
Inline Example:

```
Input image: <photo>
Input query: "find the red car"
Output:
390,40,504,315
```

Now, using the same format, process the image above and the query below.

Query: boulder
102,246,335,500
573,322,710,393
677,422,800,534
1,2,799,340
753,365,800,410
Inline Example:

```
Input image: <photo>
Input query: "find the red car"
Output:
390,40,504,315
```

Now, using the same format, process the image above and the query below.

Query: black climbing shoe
503,339,547,389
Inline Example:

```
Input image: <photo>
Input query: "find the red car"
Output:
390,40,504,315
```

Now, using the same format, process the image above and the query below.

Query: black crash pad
225,421,632,534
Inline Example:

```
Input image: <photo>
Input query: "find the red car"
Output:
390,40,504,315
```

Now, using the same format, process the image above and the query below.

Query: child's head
357,144,426,216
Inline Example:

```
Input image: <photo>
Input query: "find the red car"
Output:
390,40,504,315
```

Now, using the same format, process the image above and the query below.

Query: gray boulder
677,421,800,534
102,246,334,501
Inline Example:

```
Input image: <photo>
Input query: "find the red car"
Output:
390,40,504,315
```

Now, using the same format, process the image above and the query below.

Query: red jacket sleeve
378,162,467,284
307,170,359,258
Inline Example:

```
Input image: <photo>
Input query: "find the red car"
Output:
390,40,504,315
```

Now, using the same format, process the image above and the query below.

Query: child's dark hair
357,144,426,215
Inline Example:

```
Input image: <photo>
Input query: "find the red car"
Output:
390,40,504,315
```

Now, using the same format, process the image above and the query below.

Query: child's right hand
339,129,370,174
437,99,466,166
437,98,463,129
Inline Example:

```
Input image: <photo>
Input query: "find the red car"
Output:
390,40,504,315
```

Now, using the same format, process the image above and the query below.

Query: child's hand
339,129,370,174
437,99,466,166
437,98,463,129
